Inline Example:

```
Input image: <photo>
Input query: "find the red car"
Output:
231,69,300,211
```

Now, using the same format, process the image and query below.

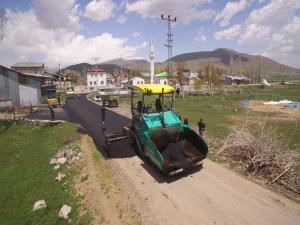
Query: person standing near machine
198,119,206,137
101,105,106,124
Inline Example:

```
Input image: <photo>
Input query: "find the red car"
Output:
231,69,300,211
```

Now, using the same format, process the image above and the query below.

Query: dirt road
65,97,300,225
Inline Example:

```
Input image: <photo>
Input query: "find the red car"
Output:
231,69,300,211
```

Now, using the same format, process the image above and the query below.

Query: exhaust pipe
169,168,184,176
168,161,203,176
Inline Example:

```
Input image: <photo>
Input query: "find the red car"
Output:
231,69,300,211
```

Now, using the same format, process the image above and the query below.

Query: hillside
64,49,300,76
63,62,130,77
169,48,300,75
102,58,148,67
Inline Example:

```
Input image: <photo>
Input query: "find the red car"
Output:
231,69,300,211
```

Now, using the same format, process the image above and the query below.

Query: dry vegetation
218,124,300,197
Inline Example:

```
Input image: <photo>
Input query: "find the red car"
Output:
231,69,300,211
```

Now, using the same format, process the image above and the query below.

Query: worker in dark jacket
183,117,189,125
49,105,55,121
101,106,106,124
198,119,206,137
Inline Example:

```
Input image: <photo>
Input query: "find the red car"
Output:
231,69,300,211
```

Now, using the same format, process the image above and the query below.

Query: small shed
0,65,42,107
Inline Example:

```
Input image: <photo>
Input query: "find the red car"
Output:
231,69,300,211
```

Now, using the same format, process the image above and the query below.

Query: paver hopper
104,84,208,176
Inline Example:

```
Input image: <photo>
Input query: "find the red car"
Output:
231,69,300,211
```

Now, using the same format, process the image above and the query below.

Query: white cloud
247,0,300,27
126,0,214,24
265,16,300,67
195,27,206,42
239,0,300,67
215,0,247,27
141,41,147,48
214,24,241,40
84,0,116,22
0,9,141,67
132,32,140,37
117,14,127,24
239,24,271,44
32,0,80,30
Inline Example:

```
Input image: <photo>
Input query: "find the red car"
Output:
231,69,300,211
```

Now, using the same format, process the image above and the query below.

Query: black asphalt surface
26,95,134,158
64,95,134,158
26,105,70,121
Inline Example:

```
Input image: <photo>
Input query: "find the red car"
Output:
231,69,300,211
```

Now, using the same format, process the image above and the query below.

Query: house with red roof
86,66,108,90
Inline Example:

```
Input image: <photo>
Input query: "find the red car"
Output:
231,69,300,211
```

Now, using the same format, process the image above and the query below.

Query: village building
12,62,54,95
46,72,72,91
115,72,129,86
11,62,45,75
86,67,107,90
129,77,145,85
0,65,43,107
154,71,174,85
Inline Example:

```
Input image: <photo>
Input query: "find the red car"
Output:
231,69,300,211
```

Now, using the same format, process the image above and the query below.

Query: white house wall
87,72,107,89
131,77,145,85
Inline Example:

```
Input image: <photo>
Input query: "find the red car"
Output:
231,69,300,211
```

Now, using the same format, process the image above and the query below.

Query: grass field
174,84,300,149
267,74,300,82
0,122,82,225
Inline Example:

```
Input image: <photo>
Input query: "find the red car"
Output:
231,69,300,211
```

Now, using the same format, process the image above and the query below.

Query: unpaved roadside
75,135,142,225
108,103,300,225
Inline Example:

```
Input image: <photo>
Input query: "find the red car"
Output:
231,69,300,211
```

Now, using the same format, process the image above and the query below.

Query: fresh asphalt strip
27,95,134,159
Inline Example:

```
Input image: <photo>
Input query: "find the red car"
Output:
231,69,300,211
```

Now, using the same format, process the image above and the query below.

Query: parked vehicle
66,87,75,99
93,93,102,102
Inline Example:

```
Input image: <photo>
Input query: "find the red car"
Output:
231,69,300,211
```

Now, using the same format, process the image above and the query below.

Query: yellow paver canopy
130,84,175,94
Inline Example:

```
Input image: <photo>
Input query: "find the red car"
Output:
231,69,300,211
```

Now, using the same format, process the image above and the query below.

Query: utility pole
58,64,62,92
161,14,176,77
92,56,100,65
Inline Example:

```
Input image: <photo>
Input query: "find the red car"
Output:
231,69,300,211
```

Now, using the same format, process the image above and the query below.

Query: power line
161,14,176,76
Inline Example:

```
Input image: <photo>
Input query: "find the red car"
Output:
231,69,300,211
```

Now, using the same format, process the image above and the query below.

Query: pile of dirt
248,101,300,116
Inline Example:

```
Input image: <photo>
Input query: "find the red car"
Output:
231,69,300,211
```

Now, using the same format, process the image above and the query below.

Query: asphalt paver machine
104,84,208,176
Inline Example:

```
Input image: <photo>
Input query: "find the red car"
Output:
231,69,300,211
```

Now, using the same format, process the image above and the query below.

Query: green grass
0,122,81,225
175,95,234,138
267,74,300,82
268,120,300,151
174,84,300,140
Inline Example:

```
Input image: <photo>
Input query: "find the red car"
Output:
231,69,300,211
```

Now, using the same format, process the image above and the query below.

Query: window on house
94,81,97,85
101,81,104,85
90,81,92,85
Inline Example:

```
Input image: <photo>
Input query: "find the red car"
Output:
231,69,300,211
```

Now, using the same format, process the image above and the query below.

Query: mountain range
64,48,300,77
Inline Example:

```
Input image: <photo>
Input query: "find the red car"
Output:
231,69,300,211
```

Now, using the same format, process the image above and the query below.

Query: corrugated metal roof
22,73,52,78
225,75,250,80
12,62,44,68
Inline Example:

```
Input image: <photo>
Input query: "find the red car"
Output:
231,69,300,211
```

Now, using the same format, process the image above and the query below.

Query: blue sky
0,0,299,68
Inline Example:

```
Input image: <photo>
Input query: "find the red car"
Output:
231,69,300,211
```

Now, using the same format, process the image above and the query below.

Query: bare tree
0,8,7,41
